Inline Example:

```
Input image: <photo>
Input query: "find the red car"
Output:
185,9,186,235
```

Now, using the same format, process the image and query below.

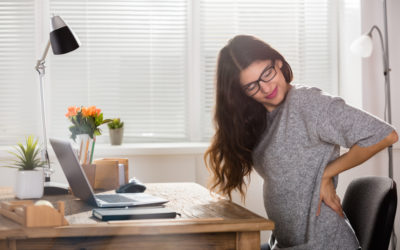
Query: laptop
49,138,168,208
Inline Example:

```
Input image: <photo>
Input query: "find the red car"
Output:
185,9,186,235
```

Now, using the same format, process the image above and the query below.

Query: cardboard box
82,158,129,190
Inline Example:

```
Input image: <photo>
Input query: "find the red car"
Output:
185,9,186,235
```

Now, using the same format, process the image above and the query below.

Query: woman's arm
317,130,398,217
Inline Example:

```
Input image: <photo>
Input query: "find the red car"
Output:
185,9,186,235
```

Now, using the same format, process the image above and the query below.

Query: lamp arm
367,23,393,182
35,39,53,180
367,25,392,123
35,40,51,72
367,26,389,74
381,2,395,248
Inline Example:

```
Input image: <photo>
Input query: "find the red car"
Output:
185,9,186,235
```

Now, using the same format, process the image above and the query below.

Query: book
92,206,178,221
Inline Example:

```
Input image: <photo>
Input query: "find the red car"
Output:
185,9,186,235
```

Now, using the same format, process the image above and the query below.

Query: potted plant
2,136,46,199
65,105,111,164
108,118,124,145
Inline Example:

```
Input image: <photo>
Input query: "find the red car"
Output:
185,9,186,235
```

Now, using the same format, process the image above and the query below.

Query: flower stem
89,137,96,164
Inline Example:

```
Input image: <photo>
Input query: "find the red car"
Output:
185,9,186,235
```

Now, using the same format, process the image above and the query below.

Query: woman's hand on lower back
317,176,344,218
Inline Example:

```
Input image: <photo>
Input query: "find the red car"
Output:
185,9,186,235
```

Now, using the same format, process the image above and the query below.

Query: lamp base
44,181,70,195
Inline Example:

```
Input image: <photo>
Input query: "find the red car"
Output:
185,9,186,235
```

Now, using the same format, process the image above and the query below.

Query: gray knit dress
252,84,394,250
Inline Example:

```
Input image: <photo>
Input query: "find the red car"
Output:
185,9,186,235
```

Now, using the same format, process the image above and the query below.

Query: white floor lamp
350,0,393,179
350,2,395,249
35,15,81,195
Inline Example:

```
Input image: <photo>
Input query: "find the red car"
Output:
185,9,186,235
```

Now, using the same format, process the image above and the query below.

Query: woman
204,35,398,250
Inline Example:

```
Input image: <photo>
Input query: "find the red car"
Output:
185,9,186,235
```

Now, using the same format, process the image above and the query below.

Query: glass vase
77,134,96,165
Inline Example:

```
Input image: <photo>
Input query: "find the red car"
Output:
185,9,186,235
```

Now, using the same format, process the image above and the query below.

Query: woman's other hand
317,177,344,218
315,130,398,218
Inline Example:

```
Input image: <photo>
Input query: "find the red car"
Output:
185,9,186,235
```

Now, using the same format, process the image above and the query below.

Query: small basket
0,200,68,227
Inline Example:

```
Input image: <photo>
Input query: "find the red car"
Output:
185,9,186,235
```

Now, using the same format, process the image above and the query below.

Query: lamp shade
350,34,373,58
49,15,80,55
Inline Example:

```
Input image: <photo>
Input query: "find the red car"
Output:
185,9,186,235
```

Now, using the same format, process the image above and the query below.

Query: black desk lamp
35,15,81,195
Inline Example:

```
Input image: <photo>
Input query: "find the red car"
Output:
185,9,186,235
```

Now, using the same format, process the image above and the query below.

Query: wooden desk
0,183,274,250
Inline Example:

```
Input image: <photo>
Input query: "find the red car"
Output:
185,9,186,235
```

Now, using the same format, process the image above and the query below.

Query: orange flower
65,106,80,118
82,106,100,117
88,106,96,116
81,107,90,117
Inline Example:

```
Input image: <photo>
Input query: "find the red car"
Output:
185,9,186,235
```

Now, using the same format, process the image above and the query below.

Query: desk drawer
6,233,239,250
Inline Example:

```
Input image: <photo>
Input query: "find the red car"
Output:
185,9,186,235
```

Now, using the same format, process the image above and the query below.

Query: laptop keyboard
96,194,136,203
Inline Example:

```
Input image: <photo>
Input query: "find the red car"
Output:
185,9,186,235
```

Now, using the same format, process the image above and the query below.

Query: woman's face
239,59,291,112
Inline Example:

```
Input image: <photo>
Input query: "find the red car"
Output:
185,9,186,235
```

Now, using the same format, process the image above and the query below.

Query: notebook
50,138,168,208
92,206,178,221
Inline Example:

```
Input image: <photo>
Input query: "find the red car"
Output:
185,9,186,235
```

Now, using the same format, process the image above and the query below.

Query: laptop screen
50,138,97,205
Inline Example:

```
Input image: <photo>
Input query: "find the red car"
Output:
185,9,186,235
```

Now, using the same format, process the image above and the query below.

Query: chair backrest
342,176,397,250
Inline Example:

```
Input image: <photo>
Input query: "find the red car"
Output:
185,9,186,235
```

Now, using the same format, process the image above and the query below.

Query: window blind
0,0,359,146
199,0,337,139
48,0,188,143
0,0,40,145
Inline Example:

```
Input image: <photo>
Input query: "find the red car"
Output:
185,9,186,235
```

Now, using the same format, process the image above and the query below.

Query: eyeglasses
242,61,277,97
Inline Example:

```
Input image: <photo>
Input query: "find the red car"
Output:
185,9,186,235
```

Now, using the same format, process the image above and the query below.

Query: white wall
0,144,206,189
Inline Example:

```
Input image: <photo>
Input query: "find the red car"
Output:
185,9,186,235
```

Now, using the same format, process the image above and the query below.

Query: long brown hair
204,35,293,200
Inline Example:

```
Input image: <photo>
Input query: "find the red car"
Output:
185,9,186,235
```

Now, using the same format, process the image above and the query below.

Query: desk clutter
0,200,68,227
82,158,128,190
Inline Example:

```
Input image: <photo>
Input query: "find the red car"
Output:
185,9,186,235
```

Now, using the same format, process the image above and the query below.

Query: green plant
66,106,112,141
2,136,47,171
108,118,124,129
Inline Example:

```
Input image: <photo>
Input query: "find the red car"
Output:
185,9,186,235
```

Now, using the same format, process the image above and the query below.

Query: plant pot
77,134,96,165
15,169,44,199
109,127,124,145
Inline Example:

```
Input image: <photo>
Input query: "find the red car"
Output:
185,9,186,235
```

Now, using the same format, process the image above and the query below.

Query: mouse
116,178,146,193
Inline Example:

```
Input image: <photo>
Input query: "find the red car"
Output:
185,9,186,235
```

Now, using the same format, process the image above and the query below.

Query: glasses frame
242,61,277,97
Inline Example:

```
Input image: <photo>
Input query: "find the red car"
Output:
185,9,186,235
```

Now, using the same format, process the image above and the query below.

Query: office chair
342,176,397,250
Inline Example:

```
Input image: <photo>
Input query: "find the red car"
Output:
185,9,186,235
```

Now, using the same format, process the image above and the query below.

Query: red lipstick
266,87,278,99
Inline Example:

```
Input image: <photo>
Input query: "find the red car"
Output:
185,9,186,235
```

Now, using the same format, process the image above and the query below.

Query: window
0,0,39,145
0,0,360,145
49,0,188,143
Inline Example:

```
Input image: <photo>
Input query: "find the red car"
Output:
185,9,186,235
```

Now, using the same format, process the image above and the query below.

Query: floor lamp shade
50,16,80,55
350,34,373,58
